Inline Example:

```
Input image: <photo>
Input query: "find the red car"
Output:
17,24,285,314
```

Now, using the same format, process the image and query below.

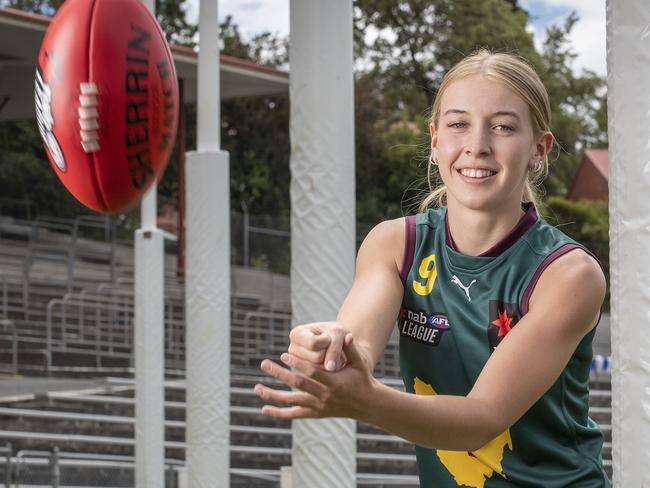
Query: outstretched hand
255,332,377,421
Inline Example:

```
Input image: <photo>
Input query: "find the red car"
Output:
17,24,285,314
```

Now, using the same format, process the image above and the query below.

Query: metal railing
3,211,296,295
44,291,185,370
0,375,612,487
0,271,26,320
0,318,17,374
22,215,118,294
0,443,11,487
3,449,181,488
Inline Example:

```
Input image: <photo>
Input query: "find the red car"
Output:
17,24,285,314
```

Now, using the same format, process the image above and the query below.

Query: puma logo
451,275,477,302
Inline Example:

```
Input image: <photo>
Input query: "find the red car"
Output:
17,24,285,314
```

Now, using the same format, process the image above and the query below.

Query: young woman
254,50,611,487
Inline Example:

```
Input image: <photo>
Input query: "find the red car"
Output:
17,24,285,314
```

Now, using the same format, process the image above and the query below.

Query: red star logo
491,309,513,337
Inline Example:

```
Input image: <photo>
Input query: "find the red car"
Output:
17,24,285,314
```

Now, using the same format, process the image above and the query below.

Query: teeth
460,168,496,178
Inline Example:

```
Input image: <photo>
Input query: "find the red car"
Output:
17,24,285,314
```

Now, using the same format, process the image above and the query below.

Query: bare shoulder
537,248,605,291
529,248,606,333
358,217,406,274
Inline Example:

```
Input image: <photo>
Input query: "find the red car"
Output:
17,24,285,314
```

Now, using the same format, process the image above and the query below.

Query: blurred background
0,0,611,486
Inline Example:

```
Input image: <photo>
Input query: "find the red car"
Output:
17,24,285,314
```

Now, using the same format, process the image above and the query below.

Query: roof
583,148,608,180
0,7,289,121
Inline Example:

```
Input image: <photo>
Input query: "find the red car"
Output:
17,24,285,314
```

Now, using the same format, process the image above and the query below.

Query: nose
465,126,491,157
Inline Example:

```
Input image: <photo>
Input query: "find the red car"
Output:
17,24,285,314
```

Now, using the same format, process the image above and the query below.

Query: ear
530,132,553,167
429,123,438,158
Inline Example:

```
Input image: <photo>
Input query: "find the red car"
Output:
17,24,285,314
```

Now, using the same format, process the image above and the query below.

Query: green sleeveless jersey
398,204,610,488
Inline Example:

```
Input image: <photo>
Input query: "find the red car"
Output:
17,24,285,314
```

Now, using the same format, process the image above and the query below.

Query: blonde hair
420,49,552,212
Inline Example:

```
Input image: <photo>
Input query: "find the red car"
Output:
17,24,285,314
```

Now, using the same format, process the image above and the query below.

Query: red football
35,0,179,213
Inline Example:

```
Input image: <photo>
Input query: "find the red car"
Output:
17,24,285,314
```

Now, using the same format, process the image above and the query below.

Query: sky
184,0,606,76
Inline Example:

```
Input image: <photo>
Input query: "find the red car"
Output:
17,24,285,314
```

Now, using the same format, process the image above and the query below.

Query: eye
493,124,515,132
447,121,467,129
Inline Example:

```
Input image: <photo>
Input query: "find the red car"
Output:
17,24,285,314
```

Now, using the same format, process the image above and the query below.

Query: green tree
0,0,63,14
216,17,290,215
218,15,289,67
354,73,431,223
353,0,537,119
542,196,609,308
1,0,197,43
351,1,607,225
353,0,446,113
352,0,541,225
538,13,607,196
0,120,87,218
155,0,197,47
434,0,538,71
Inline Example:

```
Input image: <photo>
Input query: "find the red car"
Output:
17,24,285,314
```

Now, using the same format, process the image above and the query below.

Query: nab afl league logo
35,67,66,172
399,307,451,347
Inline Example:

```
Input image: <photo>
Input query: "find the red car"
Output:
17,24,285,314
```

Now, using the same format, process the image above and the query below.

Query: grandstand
0,212,612,486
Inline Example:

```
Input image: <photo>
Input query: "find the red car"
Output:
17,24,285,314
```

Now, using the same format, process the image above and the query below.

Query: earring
531,159,545,173
429,155,438,166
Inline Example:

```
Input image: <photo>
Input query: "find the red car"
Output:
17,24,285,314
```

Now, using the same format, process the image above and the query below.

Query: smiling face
430,74,550,213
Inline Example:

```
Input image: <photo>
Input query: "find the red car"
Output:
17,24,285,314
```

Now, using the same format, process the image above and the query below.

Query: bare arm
336,218,405,366
258,249,606,451
287,218,405,370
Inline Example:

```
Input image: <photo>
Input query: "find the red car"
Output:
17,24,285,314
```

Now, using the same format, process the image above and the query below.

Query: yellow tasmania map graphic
413,377,513,488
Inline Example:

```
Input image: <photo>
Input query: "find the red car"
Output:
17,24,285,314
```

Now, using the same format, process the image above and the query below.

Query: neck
446,201,525,256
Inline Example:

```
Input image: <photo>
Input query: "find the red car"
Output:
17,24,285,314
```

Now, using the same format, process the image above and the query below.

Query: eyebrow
442,109,521,120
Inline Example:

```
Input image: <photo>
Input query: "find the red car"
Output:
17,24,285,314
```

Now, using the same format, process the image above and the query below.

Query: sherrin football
35,0,179,213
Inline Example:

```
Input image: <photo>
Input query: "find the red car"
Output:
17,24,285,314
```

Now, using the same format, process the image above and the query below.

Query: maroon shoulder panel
520,243,582,315
400,215,417,285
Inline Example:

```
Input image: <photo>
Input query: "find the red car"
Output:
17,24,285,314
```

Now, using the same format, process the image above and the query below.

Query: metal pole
109,217,116,284
177,78,186,284
45,301,54,371
134,229,165,488
4,442,12,488
186,0,231,485
289,1,357,486
243,206,250,268
95,300,101,368
134,0,166,486
280,466,293,488
606,0,650,485
11,321,17,374
67,221,75,293
197,0,220,151
50,446,60,488
2,274,7,320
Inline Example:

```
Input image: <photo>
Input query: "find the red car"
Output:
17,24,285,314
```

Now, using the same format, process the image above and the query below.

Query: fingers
259,404,318,419
279,353,331,384
254,383,321,409
341,333,365,366
260,358,325,396
289,325,331,351
323,328,347,371
289,323,351,371
288,342,326,365
257,359,325,420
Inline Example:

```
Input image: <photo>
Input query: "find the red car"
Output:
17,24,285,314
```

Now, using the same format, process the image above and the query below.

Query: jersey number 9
413,254,437,296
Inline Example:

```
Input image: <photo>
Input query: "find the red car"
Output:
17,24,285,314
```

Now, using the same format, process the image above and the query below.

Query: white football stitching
79,82,100,153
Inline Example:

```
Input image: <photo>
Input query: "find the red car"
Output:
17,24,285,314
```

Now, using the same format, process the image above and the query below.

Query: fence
1,209,376,292
44,288,185,370
0,446,181,488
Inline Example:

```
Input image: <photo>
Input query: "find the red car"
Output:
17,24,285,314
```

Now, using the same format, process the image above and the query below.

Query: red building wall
567,150,609,201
